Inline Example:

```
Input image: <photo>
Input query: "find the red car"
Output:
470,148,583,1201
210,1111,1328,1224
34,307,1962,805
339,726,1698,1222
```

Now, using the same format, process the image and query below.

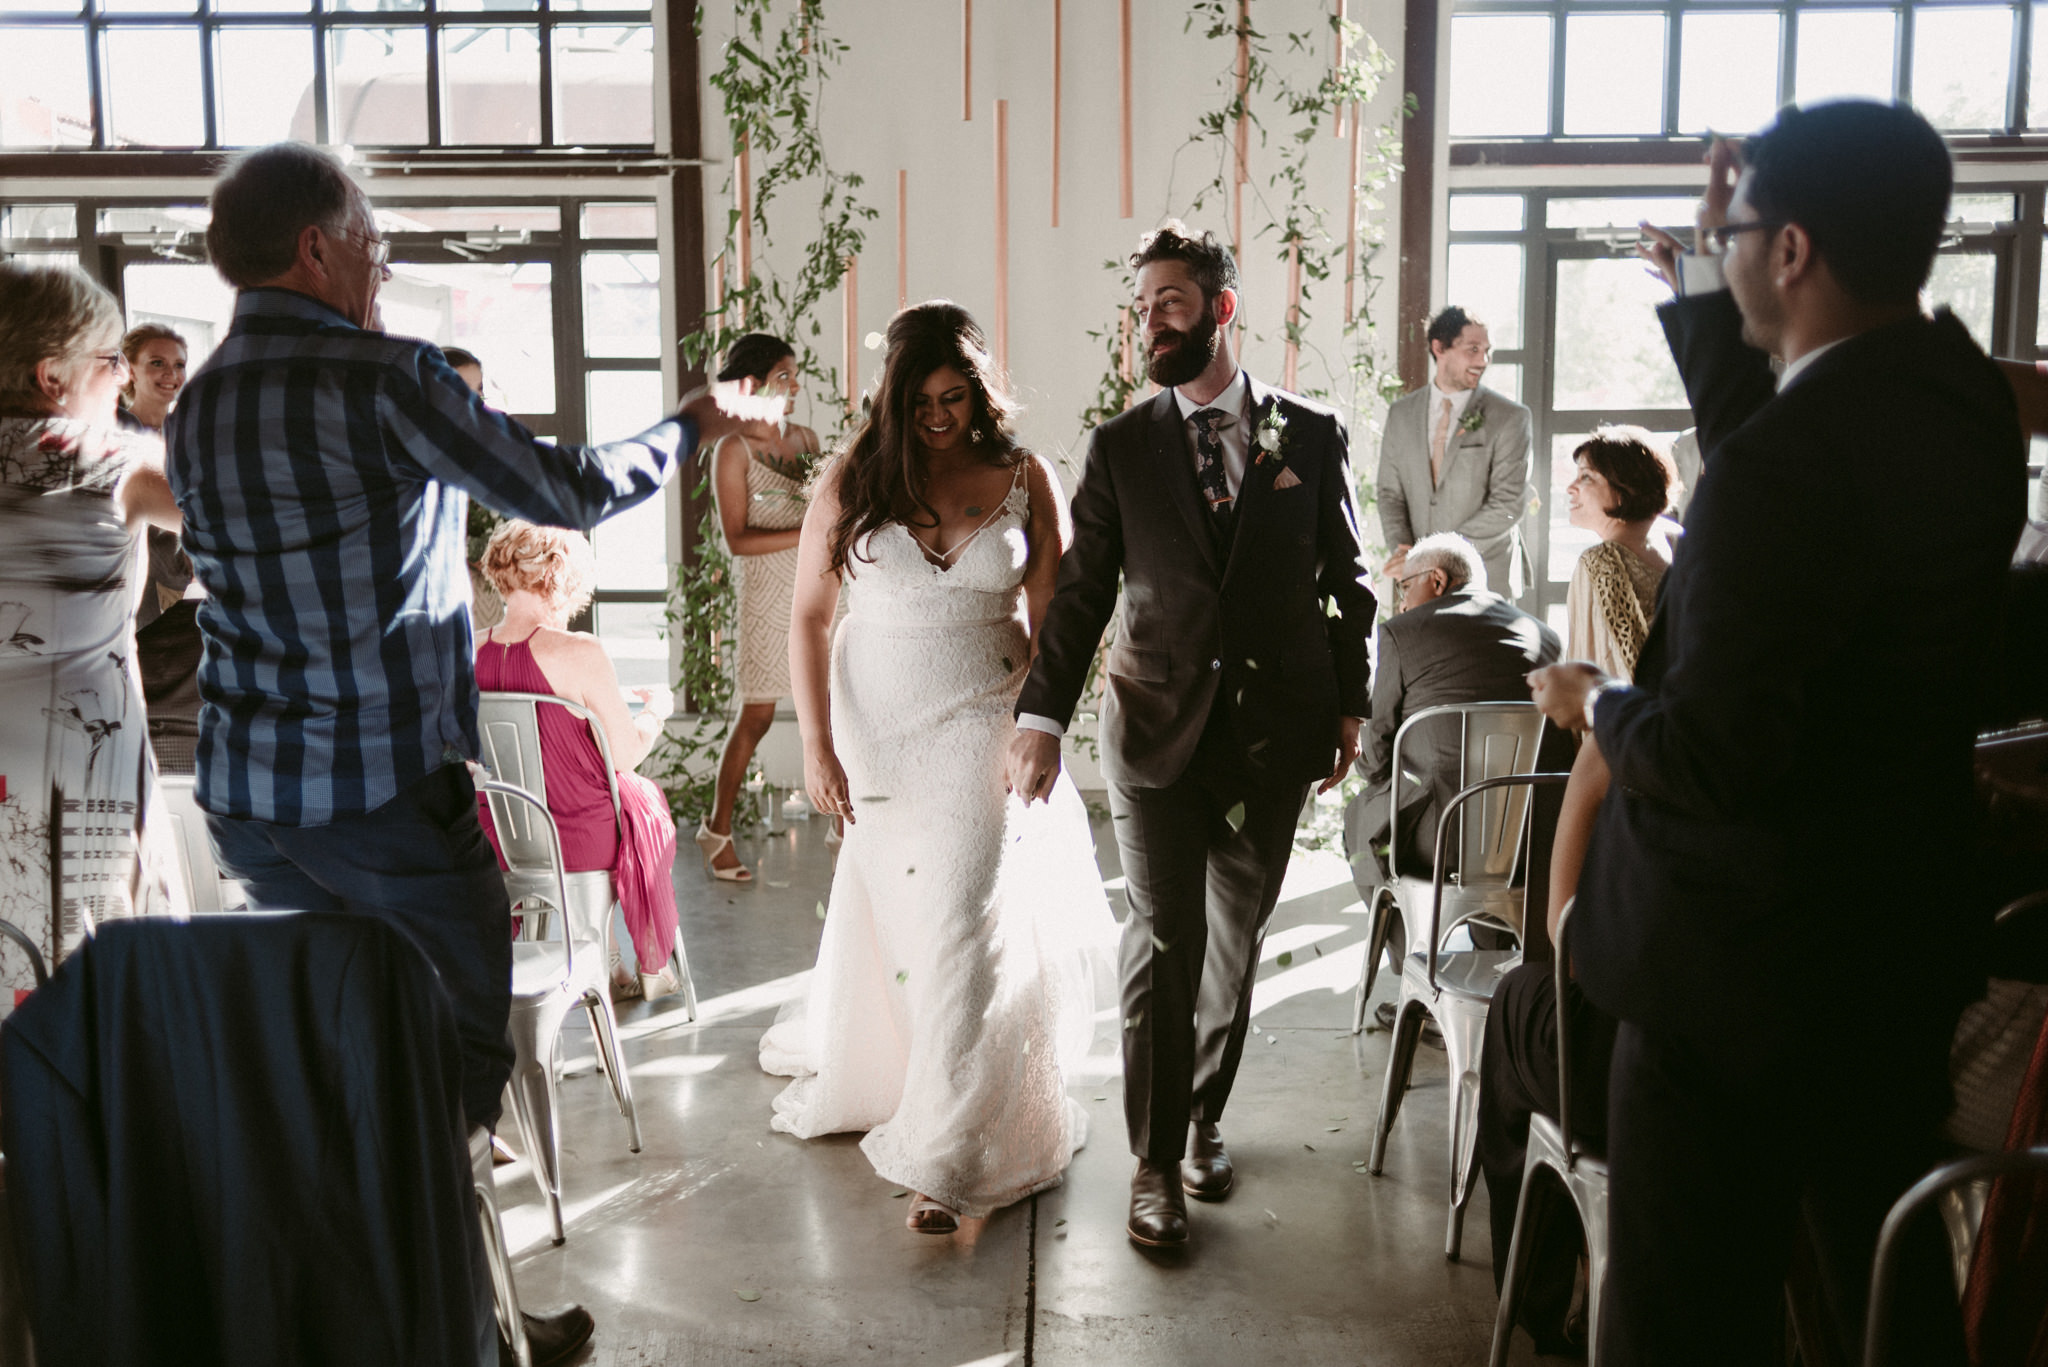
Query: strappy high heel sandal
694,820,753,882
906,1194,959,1234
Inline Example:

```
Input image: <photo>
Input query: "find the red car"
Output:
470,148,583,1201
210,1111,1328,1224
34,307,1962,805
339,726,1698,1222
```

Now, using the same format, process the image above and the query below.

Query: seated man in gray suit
1344,533,1559,922
1379,306,1534,600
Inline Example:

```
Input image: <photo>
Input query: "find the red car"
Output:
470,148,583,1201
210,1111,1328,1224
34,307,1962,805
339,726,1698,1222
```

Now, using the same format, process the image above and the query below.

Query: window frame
0,0,655,152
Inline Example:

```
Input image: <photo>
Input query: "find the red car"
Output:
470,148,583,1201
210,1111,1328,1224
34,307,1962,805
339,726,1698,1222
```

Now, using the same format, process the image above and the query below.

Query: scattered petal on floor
1276,950,1294,968
815,901,827,920
734,1289,761,1302
891,1190,910,1198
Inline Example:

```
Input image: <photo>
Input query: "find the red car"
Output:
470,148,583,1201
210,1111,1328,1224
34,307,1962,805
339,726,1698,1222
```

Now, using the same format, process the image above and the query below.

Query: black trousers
1601,1022,1966,1367
1108,702,1309,1162
1477,960,1619,1339
206,763,516,1133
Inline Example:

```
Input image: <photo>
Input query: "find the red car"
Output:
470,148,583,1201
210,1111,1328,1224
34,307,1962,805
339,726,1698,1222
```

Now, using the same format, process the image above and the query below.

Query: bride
759,302,1115,1233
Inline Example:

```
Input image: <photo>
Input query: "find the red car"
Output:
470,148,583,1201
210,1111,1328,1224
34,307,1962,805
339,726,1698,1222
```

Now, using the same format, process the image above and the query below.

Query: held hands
1320,716,1363,795
1527,662,1611,733
1006,727,1063,806
680,381,784,448
805,743,855,825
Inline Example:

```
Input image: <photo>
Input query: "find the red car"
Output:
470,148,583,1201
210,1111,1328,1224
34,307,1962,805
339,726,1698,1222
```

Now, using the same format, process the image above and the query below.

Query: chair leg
1369,994,1428,1175
507,1007,568,1245
582,987,643,1154
1442,1003,1490,1261
1486,1162,1551,1367
471,1128,530,1367
1580,1177,1610,1367
1351,893,1392,1035
670,935,699,1023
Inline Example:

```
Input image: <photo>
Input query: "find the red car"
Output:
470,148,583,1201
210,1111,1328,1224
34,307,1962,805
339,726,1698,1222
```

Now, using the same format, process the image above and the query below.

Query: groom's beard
1144,308,1221,389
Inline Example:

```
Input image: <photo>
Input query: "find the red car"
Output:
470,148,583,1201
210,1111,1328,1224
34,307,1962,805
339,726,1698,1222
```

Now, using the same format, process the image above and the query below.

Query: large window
1443,187,2043,627
0,195,670,679
0,0,654,150
1450,1,2048,140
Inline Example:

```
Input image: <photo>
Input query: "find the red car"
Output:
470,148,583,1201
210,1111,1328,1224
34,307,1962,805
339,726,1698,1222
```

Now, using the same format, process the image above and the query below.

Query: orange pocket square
1272,466,1303,490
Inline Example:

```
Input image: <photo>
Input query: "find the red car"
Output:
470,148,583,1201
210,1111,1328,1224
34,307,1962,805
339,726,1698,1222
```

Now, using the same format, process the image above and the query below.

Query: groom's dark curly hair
1130,221,1239,302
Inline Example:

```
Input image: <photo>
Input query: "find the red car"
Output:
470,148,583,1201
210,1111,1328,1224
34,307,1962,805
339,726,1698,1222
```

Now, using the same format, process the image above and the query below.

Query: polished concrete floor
497,798,1573,1366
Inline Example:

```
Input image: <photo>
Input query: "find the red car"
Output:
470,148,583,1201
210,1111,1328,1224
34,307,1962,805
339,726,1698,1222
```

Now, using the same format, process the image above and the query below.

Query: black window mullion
1549,13,1567,139
312,8,331,144
2013,0,2032,132
200,14,219,149
1664,1,1682,138
1779,2,1797,108
86,5,107,150
2018,187,2046,360
559,192,588,444
1529,195,1557,611
537,16,554,146
424,1,444,147
1896,3,1913,104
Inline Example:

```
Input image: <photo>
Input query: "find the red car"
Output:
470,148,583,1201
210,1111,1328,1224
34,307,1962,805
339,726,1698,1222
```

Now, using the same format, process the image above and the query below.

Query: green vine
1070,6,1410,769
646,0,876,827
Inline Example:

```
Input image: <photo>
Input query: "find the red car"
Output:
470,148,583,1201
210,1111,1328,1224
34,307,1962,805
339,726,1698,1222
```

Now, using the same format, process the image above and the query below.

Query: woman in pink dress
474,520,682,998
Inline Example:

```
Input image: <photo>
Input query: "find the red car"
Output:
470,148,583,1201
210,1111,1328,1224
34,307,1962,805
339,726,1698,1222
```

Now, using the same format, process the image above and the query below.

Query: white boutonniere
1457,406,1486,436
1255,407,1304,489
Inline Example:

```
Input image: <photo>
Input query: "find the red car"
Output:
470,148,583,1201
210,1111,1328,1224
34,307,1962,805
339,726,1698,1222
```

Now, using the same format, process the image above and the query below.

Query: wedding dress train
759,474,1117,1218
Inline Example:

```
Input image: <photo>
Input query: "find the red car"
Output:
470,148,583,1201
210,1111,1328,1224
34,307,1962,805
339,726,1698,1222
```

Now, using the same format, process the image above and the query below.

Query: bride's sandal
906,1195,959,1235
694,821,753,882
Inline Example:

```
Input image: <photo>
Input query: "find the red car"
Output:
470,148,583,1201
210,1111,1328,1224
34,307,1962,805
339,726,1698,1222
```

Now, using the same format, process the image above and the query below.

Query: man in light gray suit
1344,533,1559,918
1378,306,1534,599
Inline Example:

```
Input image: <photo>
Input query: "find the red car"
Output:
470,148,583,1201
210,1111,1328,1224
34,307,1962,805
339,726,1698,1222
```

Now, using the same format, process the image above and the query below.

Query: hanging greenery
645,0,876,827
1074,4,1410,821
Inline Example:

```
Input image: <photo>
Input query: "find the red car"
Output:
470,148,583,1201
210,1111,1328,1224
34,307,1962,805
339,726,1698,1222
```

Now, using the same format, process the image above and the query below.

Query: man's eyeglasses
1704,220,1783,254
1395,569,1440,590
343,228,391,268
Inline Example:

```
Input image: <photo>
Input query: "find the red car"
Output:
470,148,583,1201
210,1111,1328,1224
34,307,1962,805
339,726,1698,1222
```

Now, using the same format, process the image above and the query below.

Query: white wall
697,0,1409,474
695,0,1410,793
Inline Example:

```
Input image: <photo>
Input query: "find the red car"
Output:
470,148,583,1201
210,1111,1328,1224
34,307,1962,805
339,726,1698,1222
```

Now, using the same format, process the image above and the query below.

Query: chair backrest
1426,770,1569,985
0,920,46,990
156,775,224,914
476,780,577,980
475,691,624,874
1863,1146,2048,1367
1552,896,1592,1168
1388,702,1549,885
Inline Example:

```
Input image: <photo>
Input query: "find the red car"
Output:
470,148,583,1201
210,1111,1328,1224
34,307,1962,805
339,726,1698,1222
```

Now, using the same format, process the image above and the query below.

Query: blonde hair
120,323,188,406
481,520,597,617
0,262,124,413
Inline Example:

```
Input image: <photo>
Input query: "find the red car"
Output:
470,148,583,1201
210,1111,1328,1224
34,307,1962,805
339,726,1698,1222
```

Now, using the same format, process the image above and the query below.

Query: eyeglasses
1395,569,1440,590
343,228,391,268
93,352,131,376
1704,219,1784,254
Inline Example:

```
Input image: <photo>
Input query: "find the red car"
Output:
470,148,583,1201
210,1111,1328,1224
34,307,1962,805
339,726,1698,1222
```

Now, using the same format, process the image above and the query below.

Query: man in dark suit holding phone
1531,103,2025,1365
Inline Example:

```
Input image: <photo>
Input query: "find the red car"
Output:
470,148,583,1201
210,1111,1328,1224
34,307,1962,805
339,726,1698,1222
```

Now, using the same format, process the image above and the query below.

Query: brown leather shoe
1180,1121,1234,1200
1127,1158,1189,1248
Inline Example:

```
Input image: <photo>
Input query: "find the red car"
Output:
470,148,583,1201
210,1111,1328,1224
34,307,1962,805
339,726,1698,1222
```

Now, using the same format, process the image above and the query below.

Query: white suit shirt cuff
1676,253,1727,297
1016,713,1066,739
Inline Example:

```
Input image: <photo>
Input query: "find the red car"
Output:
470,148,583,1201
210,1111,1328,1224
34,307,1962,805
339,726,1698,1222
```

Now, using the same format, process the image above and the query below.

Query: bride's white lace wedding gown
759,471,1117,1218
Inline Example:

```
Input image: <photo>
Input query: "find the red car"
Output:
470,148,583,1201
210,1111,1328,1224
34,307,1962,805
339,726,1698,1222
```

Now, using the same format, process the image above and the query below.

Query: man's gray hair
1407,532,1487,593
206,142,361,290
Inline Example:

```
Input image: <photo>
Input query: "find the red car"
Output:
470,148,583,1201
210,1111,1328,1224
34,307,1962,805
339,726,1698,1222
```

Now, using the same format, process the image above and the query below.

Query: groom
1008,223,1377,1249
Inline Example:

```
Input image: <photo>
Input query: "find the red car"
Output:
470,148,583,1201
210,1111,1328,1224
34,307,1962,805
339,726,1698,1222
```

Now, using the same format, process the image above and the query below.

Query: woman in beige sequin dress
1562,426,1681,680
698,334,819,881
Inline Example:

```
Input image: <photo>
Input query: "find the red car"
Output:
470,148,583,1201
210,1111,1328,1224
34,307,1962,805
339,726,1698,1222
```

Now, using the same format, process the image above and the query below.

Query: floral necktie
1190,407,1235,540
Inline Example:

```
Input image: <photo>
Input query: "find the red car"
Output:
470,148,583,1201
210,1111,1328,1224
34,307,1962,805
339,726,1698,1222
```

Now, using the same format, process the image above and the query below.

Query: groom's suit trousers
1110,699,1308,1162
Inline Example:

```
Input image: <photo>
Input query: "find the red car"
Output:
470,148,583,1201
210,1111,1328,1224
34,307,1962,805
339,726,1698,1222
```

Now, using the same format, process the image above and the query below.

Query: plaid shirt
167,288,693,826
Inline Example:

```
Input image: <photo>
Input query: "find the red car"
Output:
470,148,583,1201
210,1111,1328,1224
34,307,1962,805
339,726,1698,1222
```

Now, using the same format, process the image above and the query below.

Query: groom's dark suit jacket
1019,375,1377,788
1574,291,2026,1072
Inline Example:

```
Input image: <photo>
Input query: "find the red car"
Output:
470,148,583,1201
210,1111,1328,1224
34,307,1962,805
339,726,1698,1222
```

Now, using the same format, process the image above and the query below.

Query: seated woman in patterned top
1562,426,1681,680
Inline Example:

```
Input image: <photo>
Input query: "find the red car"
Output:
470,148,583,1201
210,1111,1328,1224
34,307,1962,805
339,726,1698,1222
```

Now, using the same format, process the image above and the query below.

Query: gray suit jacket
1376,384,1533,597
1344,587,1559,881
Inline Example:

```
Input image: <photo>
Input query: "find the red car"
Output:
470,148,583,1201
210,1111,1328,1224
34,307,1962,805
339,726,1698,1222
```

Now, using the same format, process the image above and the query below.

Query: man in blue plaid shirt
166,146,760,1360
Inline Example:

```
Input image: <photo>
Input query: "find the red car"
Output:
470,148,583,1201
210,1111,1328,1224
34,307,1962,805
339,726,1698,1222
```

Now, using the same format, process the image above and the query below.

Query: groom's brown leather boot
1127,1158,1189,1248
1180,1121,1234,1200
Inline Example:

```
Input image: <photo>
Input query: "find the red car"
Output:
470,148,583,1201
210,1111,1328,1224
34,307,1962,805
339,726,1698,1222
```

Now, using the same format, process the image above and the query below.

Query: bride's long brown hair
824,301,1022,575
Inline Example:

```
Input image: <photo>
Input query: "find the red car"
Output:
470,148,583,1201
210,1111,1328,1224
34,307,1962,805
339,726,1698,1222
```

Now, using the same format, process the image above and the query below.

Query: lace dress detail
759,473,1118,1218
731,439,809,703
1566,538,1669,681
